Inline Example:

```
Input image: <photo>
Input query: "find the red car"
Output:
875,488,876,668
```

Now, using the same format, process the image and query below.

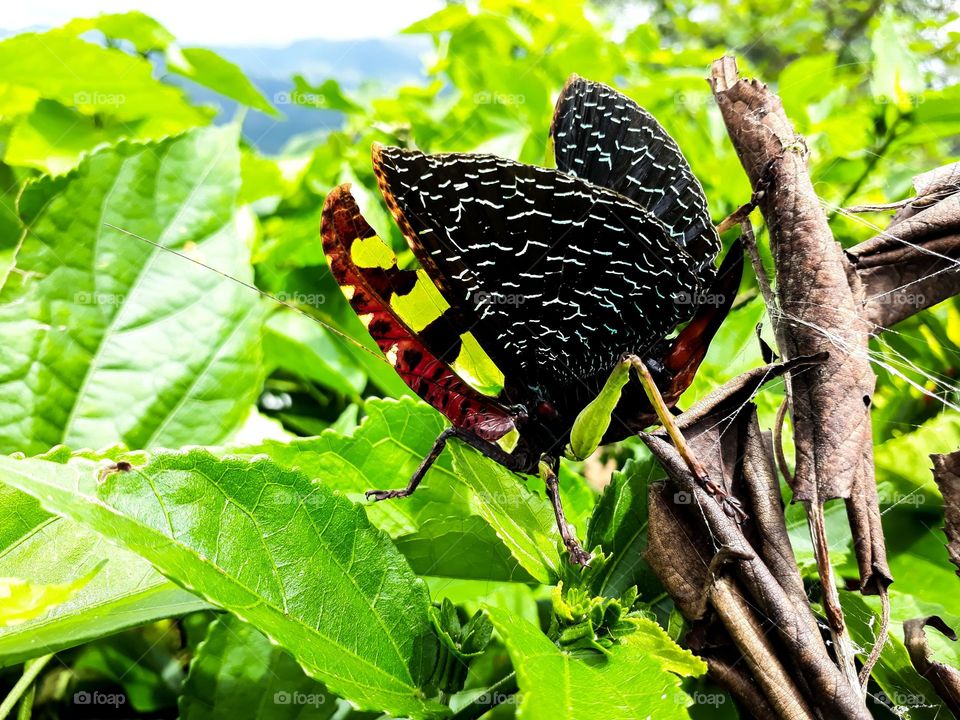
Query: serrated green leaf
0,126,263,454
0,450,446,718
487,608,705,719
180,614,366,720
230,397,560,582
585,455,662,599
449,443,561,584
229,397,472,537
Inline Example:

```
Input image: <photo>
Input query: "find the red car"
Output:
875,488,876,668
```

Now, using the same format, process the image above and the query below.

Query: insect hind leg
540,456,591,567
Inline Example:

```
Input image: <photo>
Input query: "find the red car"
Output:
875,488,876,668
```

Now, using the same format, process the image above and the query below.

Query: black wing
372,144,704,397
550,75,720,280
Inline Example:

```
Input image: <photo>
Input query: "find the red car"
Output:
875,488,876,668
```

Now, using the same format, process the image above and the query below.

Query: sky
3,0,445,45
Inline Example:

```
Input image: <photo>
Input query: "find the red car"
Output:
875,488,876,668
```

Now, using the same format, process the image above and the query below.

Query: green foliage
0,1,956,717
487,606,706,719
180,614,353,720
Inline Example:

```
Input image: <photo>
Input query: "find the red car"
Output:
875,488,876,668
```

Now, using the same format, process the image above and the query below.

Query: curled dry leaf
931,451,960,577
708,55,890,596
850,161,960,328
903,616,960,716
642,358,867,719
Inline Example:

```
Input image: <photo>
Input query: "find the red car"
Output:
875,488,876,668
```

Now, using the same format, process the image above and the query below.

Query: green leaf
169,48,278,116
567,358,630,461
0,564,101,626
5,100,133,174
778,54,835,121
585,455,661,599
0,450,445,718
449,443,561,584
229,397,472,537
62,11,176,54
487,608,705,719
264,309,366,398
291,77,364,114
181,614,361,720
841,591,950,720
72,620,184,712
0,483,207,666
394,516,538,583
0,126,264,454
875,412,960,508
0,31,206,127
231,397,560,582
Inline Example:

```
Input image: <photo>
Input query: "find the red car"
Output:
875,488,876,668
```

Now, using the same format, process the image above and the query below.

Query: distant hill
213,37,430,85
201,36,431,153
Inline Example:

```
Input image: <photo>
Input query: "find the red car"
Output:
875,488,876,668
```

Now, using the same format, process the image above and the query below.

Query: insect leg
540,455,591,567
627,354,748,523
365,426,459,501
365,424,526,503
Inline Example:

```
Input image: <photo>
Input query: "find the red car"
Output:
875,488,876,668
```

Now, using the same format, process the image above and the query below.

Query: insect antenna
103,222,391,366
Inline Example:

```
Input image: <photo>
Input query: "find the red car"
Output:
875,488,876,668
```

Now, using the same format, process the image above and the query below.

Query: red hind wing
321,184,516,441
662,238,744,404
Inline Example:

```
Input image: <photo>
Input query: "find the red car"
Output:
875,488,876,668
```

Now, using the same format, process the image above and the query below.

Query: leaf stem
0,654,54,720
448,671,519,720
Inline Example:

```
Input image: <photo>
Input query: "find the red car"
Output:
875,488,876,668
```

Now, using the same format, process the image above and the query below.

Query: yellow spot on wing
391,270,448,331
341,285,356,301
453,332,505,396
351,233,396,269
358,313,374,327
